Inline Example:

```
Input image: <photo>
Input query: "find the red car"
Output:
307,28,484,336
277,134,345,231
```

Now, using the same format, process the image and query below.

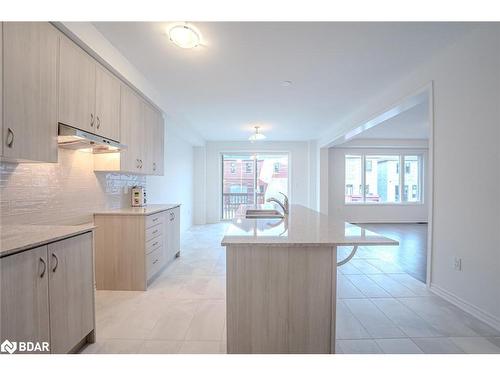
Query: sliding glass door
221,153,289,220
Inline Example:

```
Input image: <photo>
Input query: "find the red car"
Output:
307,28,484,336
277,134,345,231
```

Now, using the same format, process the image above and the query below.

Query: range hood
58,124,127,153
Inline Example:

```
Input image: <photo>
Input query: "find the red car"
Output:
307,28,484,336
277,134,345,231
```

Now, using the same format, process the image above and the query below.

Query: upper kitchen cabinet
119,84,145,172
2,22,59,163
58,35,96,134
95,64,121,141
59,35,121,141
153,108,165,175
143,102,164,175
94,84,165,176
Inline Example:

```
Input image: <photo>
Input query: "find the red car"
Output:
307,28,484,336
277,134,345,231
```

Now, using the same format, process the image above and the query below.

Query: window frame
344,152,424,206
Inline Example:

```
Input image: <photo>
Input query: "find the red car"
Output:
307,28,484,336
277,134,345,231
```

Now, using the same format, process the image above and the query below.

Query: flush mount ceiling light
168,23,201,49
249,126,266,142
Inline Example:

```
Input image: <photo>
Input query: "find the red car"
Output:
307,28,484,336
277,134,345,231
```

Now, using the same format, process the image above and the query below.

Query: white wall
319,24,500,329
147,123,194,234
328,139,429,223
194,141,317,224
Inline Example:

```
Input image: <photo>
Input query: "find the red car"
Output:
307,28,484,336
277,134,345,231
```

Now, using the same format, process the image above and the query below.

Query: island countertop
0,223,96,257
221,204,398,247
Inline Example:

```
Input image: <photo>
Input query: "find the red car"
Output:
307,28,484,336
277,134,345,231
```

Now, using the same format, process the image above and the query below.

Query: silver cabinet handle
152,217,159,222
96,116,101,129
136,159,140,169
6,128,14,148
152,259,158,265
39,257,46,278
153,162,156,171
153,241,159,247
152,229,158,235
90,113,94,127
51,253,59,273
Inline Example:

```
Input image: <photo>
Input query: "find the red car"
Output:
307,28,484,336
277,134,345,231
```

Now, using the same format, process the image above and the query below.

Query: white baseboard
430,283,500,332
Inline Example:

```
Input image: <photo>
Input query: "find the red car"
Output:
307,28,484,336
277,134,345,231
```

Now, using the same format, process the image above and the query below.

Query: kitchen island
221,204,398,354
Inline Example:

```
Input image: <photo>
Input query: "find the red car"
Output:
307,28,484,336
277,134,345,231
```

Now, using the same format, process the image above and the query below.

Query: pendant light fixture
249,126,266,142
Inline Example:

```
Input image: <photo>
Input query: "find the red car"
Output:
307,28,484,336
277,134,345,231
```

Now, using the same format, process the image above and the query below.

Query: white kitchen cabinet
0,231,95,354
59,34,121,141
2,22,59,163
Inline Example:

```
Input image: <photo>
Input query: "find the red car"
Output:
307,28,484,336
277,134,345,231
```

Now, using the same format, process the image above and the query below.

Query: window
366,160,372,172
365,155,400,203
403,155,421,202
345,155,363,202
222,153,289,220
344,153,423,204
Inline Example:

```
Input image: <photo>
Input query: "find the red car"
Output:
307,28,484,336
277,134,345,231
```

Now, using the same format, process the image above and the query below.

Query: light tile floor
82,223,500,354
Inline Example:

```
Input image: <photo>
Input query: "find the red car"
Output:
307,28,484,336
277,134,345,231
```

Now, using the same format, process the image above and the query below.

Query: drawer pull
152,217,158,222
152,259,159,265
152,229,158,235
153,242,159,247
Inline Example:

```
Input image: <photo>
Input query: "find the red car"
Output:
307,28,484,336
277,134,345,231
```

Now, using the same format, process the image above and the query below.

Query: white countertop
221,204,398,247
0,223,96,257
93,204,180,216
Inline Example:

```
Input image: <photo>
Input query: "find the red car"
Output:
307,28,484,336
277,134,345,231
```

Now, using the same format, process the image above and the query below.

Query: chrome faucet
266,192,289,215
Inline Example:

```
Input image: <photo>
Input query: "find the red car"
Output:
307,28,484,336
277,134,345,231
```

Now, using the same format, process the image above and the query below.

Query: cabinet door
153,111,165,175
142,103,156,175
48,232,94,354
171,207,181,257
95,64,120,141
59,35,96,134
120,85,144,173
165,207,181,261
2,22,58,162
0,246,50,350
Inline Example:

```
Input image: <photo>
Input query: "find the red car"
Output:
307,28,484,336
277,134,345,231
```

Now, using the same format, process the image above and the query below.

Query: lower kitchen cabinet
0,245,50,349
94,205,180,291
48,233,95,354
0,232,95,354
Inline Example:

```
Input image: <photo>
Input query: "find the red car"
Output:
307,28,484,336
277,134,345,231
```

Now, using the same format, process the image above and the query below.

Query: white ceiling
93,22,474,142
352,101,430,140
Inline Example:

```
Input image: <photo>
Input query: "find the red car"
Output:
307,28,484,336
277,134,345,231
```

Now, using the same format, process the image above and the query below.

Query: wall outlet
453,257,462,271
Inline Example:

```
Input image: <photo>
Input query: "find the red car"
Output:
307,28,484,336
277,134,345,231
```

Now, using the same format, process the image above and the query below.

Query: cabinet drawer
146,246,163,279
146,212,164,229
146,235,163,255
145,223,162,242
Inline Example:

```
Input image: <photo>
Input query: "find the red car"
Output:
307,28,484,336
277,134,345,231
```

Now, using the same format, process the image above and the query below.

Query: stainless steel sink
245,209,284,219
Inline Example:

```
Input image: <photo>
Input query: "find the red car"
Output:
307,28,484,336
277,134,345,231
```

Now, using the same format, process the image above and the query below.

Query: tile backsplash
0,149,146,225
